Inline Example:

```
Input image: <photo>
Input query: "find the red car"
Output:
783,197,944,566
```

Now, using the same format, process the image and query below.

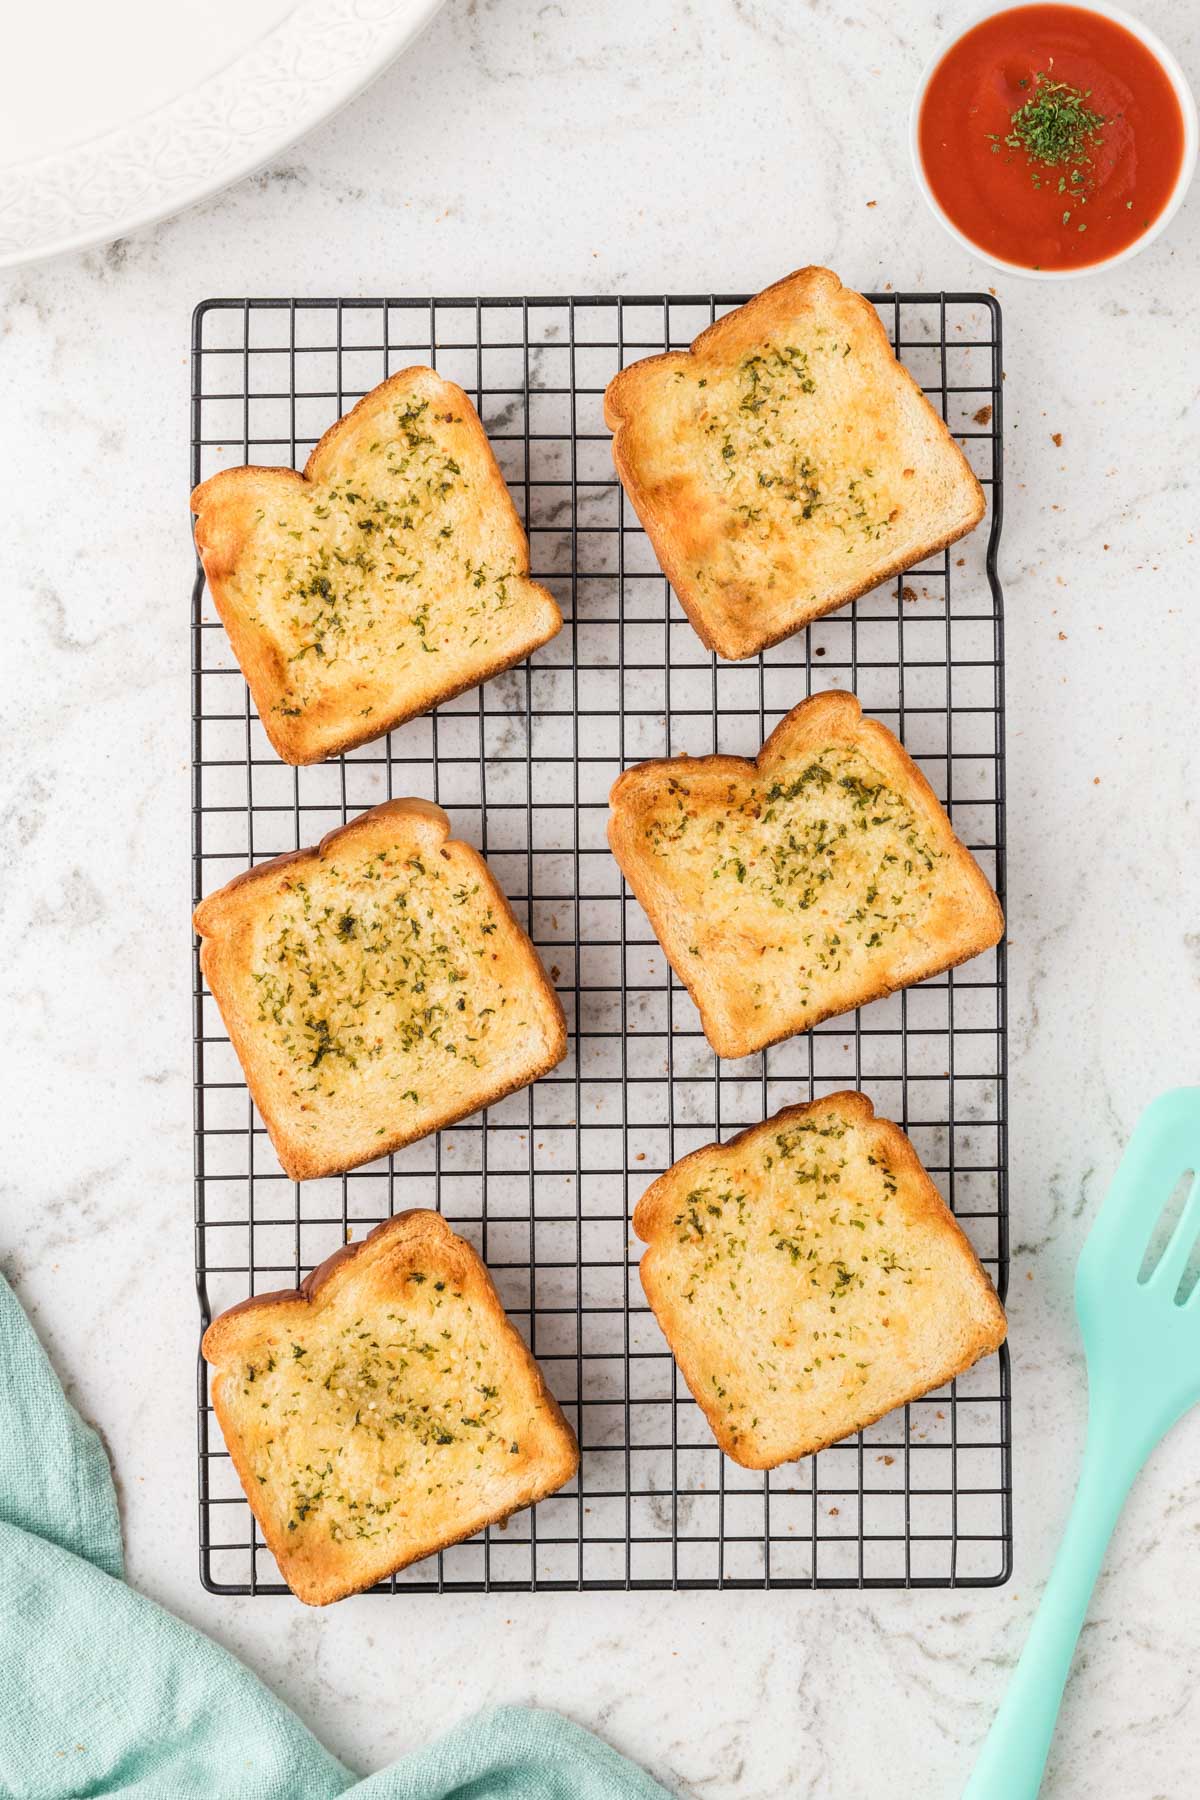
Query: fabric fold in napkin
0,1272,672,1800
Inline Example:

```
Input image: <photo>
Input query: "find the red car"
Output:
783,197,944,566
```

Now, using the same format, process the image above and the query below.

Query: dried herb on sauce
988,70,1107,214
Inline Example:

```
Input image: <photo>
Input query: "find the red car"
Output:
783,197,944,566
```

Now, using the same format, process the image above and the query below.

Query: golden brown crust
191,367,561,764
194,799,567,1180
634,1092,1007,1468
604,268,985,661
203,1210,579,1603
608,691,1003,1060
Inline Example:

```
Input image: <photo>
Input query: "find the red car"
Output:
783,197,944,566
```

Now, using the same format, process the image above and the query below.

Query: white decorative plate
0,0,446,268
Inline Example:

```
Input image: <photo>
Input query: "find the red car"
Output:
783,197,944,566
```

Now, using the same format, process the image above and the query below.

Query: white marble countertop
3,1,1200,1794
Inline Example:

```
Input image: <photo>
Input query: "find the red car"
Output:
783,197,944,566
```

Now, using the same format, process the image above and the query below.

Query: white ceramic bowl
909,0,1199,279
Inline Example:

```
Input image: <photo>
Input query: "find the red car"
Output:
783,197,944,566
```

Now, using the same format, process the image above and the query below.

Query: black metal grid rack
192,291,1010,1593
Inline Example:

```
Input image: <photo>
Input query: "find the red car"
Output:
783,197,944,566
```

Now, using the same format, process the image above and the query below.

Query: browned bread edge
193,798,568,1179
203,1209,580,1602
191,368,562,763
607,690,1004,1060
633,1091,1007,1468
604,268,986,661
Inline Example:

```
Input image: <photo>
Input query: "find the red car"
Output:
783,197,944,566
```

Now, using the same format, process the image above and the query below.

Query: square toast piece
634,1092,1006,1468
604,267,984,660
608,690,1002,1060
191,367,561,764
203,1210,579,1604
193,799,566,1181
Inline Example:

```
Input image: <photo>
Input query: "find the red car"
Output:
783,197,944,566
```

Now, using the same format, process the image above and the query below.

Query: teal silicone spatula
964,1086,1200,1800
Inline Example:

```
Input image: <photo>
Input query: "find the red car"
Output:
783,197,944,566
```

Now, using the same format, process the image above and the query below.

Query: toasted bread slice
193,799,566,1181
203,1210,579,1604
604,267,984,660
634,1092,1006,1468
608,690,1002,1060
191,367,561,764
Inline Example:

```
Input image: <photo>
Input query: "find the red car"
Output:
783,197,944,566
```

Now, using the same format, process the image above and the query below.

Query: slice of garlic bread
604,266,984,660
193,799,566,1181
608,690,1002,1060
191,367,561,764
203,1210,579,1604
634,1092,1005,1469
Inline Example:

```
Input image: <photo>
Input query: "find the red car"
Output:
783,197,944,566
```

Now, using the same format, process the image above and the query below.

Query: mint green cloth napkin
0,1272,672,1800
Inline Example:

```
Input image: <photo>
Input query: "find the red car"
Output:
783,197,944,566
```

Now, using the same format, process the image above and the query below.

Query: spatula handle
962,1429,1141,1800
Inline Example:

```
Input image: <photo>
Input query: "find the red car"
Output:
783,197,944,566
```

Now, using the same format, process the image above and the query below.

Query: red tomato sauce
919,4,1186,270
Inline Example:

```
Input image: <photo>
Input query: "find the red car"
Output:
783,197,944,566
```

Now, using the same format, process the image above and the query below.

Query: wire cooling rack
192,290,1010,1593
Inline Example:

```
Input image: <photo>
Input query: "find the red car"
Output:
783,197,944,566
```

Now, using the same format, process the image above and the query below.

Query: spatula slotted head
1076,1088,1200,1444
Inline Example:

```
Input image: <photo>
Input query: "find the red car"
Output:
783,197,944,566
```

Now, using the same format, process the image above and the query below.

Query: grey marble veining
2,0,1199,1794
